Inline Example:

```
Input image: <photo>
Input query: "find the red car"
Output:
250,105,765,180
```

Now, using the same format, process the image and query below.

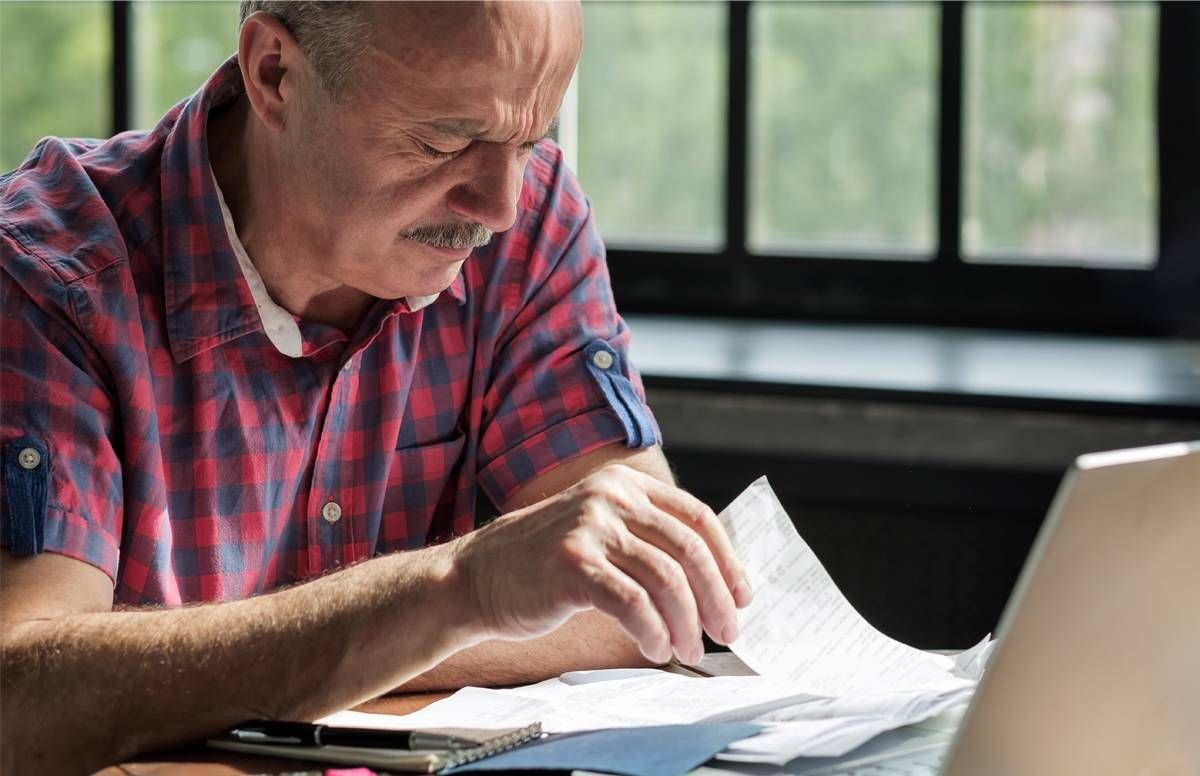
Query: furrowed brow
424,115,560,145
425,120,485,140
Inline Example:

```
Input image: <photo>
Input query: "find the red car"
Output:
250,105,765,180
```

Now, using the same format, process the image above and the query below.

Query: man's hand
453,463,753,665
0,461,750,772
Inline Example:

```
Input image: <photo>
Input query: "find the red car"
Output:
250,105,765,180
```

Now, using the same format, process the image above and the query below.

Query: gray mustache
401,221,492,250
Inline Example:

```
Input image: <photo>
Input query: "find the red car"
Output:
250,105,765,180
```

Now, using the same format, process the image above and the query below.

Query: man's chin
376,260,466,301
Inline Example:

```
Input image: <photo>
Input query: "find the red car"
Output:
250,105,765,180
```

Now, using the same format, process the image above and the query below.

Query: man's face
280,2,581,301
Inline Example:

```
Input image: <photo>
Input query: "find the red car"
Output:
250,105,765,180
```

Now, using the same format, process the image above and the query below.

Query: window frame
104,0,1199,337
600,1,1198,337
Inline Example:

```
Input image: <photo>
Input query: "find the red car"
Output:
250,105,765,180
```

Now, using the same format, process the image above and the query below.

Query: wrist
447,529,497,641
415,537,493,651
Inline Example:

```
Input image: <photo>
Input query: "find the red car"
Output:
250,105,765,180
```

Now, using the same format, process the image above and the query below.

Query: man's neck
207,96,372,334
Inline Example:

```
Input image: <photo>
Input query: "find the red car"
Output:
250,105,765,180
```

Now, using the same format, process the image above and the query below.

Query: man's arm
399,443,671,692
1,457,749,774
0,544,473,774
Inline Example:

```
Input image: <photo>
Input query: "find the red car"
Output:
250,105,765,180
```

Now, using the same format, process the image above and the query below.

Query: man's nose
447,144,525,234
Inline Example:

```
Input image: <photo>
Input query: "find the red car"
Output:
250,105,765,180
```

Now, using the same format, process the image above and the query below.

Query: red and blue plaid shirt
0,58,659,605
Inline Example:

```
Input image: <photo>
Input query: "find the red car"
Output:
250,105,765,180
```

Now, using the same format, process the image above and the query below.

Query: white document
321,477,986,764
717,685,974,763
720,477,971,696
321,672,972,763
951,634,996,681
325,671,823,733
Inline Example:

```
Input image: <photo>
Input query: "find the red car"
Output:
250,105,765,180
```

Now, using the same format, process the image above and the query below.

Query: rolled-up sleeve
0,239,123,580
475,147,661,508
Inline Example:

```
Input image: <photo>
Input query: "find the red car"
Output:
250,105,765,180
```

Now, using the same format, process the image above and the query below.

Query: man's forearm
0,547,477,775
1,455,747,774
398,609,652,692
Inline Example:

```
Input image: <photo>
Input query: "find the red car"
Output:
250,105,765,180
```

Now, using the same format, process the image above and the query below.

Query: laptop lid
943,441,1200,776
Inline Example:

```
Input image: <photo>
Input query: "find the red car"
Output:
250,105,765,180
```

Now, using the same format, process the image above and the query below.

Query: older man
0,1,750,773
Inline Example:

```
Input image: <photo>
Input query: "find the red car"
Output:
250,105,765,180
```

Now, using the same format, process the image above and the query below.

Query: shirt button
17,447,41,470
321,501,342,524
591,350,615,370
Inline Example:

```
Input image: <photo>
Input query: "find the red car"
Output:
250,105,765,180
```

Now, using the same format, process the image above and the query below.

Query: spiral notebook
207,722,543,773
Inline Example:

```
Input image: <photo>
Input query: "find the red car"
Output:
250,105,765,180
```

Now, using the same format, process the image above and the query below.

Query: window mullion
936,0,964,265
724,0,750,255
111,0,132,134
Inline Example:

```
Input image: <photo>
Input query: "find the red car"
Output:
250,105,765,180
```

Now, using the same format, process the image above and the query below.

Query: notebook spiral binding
441,722,544,770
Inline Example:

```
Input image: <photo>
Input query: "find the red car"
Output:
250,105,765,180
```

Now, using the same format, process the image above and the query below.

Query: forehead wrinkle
356,1,579,147
360,41,561,141
470,9,565,145
423,113,560,145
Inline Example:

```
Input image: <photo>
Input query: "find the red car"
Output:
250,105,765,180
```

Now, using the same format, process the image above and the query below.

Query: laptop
781,440,1200,776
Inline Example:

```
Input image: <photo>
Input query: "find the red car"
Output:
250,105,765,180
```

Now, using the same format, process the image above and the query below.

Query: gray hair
238,1,371,98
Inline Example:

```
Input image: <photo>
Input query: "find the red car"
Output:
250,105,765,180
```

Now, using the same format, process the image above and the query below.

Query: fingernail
722,620,739,644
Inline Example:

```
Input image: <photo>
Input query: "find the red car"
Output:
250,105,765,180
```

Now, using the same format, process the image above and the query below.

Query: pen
225,720,479,750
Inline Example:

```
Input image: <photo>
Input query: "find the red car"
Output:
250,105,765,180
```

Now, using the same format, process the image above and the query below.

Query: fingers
584,558,674,664
635,471,753,609
540,464,753,662
606,529,704,664
624,504,739,647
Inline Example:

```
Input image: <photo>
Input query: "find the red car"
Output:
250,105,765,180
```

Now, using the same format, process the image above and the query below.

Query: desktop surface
93,692,450,776
93,653,956,776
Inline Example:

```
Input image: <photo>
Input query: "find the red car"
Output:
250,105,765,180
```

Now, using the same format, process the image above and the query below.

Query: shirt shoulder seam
1,221,155,288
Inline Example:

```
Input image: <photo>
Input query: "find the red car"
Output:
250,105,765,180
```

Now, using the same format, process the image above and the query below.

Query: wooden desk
94,654,749,775
94,692,450,776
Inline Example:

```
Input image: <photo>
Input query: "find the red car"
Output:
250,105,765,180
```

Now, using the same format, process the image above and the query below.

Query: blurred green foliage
133,0,240,128
0,1,1157,267
750,2,937,254
964,3,1156,265
1,1,110,171
0,0,238,172
577,1,725,248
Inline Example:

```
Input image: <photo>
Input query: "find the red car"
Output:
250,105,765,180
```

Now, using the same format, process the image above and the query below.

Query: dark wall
667,450,1059,650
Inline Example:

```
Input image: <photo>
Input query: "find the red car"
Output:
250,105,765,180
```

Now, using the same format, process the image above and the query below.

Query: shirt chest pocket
378,431,470,552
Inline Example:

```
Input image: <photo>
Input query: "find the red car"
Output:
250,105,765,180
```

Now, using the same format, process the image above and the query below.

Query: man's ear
236,11,310,133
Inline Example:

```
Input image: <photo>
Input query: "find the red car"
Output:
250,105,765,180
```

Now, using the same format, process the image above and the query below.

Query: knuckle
617,584,650,613
608,491,636,518
576,503,605,531
680,532,710,566
556,534,589,566
607,523,634,555
556,532,606,575
575,478,606,503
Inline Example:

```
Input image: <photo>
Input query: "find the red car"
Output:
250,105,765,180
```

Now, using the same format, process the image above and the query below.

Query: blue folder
446,722,761,776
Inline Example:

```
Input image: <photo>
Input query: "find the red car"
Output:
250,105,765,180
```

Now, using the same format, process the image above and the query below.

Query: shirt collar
161,56,467,364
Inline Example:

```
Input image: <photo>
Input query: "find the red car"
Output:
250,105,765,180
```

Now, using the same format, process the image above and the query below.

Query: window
963,2,1157,266
133,1,239,128
576,2,725,248
0,1,110,172
750,2,937,256
4,1,1196,335
577,2,1197,336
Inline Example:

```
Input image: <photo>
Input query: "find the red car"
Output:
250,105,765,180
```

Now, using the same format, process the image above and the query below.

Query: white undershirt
211,170,438,358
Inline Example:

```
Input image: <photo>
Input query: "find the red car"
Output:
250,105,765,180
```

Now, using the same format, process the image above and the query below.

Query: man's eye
418,141,460,160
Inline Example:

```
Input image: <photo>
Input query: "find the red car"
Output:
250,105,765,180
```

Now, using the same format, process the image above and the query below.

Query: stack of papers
322,477,992,766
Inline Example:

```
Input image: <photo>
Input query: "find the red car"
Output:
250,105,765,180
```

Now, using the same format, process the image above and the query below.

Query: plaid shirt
0,59,659,606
